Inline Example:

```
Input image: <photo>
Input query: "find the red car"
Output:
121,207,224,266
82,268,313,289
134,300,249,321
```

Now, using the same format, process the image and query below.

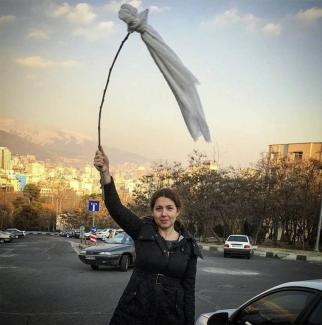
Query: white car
224,234,253,259
195,279,322,325
6,228,26,237
0,231,12,243
103,229,124,242
96,228,112,240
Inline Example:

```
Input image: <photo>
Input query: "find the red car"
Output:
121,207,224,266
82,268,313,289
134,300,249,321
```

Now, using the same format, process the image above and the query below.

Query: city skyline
1,0,322,167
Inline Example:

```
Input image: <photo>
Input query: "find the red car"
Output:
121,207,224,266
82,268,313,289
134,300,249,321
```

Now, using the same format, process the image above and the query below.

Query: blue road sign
91,226,97,233
88,200,100,212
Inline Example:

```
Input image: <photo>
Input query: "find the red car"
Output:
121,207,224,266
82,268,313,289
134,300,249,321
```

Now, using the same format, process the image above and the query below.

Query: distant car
96,228,110,240
78,232,135,272
195,279,322,325
84,231,91,239
6,228,26,238
59,230,75,238
224,234,253,259
102,229,124,242
0,231,12,243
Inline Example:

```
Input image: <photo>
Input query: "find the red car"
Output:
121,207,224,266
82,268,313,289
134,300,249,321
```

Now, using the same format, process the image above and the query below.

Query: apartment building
268,142,322,163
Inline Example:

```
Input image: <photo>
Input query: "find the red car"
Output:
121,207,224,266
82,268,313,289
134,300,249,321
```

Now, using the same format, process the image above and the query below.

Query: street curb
199,244,322,264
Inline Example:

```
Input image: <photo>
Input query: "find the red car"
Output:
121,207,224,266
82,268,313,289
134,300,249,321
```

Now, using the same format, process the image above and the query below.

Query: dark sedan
78,232,135,272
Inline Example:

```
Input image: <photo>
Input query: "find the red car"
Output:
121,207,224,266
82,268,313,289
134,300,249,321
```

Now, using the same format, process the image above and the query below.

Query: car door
306,297,322,325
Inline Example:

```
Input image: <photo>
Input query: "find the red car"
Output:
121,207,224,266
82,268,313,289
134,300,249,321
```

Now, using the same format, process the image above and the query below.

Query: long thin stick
98,32,131,148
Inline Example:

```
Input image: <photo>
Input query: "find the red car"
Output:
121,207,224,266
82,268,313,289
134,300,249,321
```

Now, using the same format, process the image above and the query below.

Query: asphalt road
0,235,321,325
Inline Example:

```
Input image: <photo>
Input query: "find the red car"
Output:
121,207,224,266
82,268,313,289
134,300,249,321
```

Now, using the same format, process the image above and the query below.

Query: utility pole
314,196,322,252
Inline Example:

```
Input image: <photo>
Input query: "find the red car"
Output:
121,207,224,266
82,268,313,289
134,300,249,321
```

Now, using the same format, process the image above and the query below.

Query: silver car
195,279,322,325
79,232,135,272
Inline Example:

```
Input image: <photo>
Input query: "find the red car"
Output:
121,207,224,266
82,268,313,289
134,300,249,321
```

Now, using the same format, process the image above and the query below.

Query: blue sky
0,0,321,166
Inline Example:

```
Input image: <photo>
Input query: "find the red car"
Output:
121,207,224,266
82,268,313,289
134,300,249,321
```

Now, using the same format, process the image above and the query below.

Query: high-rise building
268,142,322,163
0,147,12,170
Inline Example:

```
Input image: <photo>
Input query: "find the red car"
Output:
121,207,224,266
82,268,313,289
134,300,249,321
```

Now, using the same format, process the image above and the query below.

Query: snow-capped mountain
0,117,147,165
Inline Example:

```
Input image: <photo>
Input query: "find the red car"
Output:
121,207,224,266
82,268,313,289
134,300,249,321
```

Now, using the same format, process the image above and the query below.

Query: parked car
84,231,91,239
59,230,76,238
78,232,135,272
0,231,12,243
6,228,26,238
96,228,110,240
73,229,80,238
195,279,322,325
224,234,253,259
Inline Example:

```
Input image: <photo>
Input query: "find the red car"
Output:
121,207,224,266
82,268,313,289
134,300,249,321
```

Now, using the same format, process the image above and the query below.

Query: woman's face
152,196,180,230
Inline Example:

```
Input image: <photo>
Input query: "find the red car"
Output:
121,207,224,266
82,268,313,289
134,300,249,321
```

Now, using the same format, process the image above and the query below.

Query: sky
0,0,322,167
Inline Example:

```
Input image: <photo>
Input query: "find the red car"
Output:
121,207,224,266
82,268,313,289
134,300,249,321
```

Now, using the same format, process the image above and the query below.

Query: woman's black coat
102,179,202,325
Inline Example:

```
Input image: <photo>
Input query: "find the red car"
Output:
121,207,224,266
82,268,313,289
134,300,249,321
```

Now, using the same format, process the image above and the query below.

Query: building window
293,151,303,160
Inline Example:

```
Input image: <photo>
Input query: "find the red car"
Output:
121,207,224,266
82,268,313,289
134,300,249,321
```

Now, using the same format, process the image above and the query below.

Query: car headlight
79,250,86,254
99,251,113,255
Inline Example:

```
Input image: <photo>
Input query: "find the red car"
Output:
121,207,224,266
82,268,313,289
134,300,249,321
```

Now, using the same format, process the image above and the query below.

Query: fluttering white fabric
119,4,211,142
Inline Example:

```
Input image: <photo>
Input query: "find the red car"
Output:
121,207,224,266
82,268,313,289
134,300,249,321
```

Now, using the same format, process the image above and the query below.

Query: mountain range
0,117,147,166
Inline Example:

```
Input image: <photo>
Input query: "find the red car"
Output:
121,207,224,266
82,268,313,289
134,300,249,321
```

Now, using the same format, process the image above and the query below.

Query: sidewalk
199,242,322,263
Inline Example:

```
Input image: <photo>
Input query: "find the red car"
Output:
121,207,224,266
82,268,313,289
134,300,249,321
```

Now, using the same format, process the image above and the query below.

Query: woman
94,147,202,325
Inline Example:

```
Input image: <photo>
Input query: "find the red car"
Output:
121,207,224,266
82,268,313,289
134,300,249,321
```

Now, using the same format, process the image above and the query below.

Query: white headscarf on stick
97,4,211,146
119,4,211,142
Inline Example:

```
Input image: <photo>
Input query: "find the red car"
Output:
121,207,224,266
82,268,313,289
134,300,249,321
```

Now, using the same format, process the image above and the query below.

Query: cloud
97,21,114,31
16,56,53,68
212,8,260,31
58,60,78,67
73,21,114,40
149,5,170,13
16,56,79,68
294,7,322,23
261,23,282,36
51,2,96,24
104,0,142,13
27,29,49,40
208,8,282,36
0,15,16,26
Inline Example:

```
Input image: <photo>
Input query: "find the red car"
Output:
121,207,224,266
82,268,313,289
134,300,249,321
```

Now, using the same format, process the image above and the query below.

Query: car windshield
106,233,132,244
227,235,248,242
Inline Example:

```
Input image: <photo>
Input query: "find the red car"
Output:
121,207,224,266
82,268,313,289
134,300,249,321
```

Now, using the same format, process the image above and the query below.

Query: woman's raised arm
94,147,142,239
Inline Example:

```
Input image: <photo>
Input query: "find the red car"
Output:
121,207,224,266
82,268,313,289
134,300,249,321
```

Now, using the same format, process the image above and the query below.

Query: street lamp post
314,196,322,252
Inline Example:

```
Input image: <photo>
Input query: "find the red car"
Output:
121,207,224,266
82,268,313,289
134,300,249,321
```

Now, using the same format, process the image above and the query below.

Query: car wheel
120,255,129,272
91,265,99,270
247,253,251,259
224,253,228,258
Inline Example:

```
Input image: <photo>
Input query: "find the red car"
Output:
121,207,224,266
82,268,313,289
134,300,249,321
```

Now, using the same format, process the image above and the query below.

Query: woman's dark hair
150,188,182,210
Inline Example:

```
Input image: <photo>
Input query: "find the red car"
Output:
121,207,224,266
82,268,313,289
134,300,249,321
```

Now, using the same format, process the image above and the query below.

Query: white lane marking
201,267,260,276
0,266,17,269
68,241,81,254
0,248,16,258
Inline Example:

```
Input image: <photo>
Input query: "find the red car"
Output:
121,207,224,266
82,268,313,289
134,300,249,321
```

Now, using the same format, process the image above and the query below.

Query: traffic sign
88,200,100,212
91,226,97,233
